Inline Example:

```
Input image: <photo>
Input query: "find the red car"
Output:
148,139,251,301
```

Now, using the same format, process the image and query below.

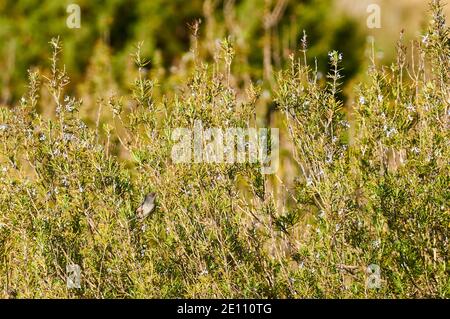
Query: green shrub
0,0,448,298
0,0,364,104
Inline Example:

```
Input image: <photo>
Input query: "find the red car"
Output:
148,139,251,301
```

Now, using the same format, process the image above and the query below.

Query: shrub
276,0,449,297
0,0,448,298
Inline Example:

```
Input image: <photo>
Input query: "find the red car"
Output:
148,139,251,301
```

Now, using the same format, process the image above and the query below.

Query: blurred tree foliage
0,0,365,104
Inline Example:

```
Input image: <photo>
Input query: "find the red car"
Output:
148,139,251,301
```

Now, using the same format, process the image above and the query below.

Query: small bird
136,192,156,220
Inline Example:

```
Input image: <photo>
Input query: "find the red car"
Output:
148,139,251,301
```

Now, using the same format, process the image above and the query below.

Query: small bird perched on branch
136,192,156,220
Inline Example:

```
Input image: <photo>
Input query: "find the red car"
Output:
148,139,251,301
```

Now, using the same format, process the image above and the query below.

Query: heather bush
0,1,448,298
275,1,449,297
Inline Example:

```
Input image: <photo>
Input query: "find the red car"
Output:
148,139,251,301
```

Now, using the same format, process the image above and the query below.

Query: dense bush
0,1,448,298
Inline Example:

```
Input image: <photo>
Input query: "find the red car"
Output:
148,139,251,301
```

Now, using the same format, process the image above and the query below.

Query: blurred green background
0,0,445,105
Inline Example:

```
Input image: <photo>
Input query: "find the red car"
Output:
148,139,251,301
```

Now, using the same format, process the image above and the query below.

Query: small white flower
61,177,69,187
79,121,87,130
26,129,33,139
340,120,350,129
359,96,366,105
63,133,74,142
384,125,397,138
406,104,415,112
411,146,420,154
372,239,381,249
